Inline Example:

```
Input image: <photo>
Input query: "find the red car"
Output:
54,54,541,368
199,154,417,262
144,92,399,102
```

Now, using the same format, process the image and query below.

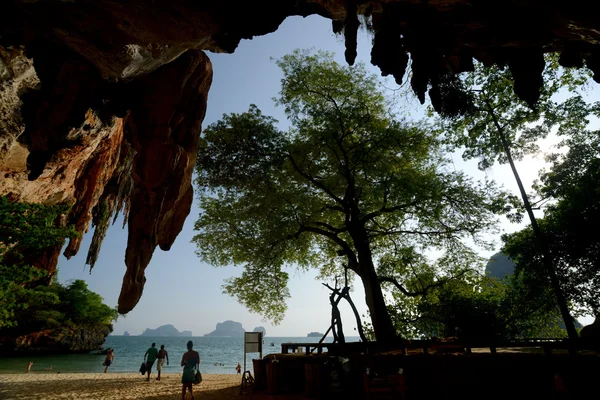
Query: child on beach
236,363,241,374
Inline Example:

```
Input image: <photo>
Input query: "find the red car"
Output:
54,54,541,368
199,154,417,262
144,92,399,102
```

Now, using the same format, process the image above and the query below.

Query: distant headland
140,324,192,336
253,326,267,336
307,332,324,338
204,321,267,337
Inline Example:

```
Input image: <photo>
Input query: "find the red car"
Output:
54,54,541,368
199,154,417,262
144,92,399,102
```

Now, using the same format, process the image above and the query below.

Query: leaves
441,54,596,173
194,50,508,330
503,129,600,316
0,197,116,332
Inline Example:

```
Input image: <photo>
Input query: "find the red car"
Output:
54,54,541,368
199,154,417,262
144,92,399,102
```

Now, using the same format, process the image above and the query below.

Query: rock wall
3,0,600,314
0,46,212,312
1,324,113,355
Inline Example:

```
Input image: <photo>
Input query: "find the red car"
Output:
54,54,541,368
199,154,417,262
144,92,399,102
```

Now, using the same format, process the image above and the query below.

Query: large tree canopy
193,50,511,342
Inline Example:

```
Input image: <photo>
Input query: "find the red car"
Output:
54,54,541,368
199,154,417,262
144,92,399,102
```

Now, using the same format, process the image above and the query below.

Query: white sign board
243,332,263,372
245,332,262,353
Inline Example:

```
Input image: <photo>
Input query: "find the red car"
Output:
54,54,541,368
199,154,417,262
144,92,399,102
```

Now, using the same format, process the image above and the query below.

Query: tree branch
288,154,344,205
379,270,469,297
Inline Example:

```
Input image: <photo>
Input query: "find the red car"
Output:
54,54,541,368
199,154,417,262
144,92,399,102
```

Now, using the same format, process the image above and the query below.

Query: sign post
243,332,263,373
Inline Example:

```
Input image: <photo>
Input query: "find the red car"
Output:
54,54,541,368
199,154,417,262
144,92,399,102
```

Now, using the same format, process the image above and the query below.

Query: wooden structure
282,337,581,357
239,370,255,394
364,372,407,400
258,338,600,399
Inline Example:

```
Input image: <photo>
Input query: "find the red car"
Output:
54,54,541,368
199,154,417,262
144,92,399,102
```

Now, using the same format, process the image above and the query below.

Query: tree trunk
488,106,578,348
360,265,397,343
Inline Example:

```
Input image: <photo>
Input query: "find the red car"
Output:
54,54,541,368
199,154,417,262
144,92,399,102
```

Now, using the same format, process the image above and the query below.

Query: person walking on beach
181,340,200,400
156,344,169,381
103,348,114,373
144,342,159,381
26,361,33,373
236,363,241,374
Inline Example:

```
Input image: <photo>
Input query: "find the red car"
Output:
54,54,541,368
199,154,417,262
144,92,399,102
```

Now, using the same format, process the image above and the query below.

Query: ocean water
0,336,357,374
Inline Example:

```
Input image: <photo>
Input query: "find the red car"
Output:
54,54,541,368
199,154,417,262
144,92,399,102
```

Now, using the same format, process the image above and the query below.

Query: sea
0,336,358,374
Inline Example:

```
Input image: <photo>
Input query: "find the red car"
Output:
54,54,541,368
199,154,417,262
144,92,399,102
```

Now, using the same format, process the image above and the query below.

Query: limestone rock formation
580,318,600,338
140,324,192,337
485,253,516,281
3,0,600,315
253,326,267,337
0,46,212,313
0,324,113,355
204,321,245,337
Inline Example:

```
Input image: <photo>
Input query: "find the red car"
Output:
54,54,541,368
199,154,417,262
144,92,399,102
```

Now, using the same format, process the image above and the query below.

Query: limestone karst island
1,1,600,399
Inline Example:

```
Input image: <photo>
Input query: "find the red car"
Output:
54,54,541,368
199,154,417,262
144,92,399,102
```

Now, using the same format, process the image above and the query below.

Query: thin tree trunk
341,290,368,342
329,292,339,343
488,105,578,348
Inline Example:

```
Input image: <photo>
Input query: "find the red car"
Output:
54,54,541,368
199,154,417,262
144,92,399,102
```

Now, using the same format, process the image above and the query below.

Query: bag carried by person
139,362,147,375
194,368,202,385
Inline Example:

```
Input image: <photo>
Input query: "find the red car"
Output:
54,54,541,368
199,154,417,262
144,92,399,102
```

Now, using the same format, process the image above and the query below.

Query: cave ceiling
2,0,600,313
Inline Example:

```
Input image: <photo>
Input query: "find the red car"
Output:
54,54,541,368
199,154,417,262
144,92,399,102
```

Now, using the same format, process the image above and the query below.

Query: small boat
270,342,275,346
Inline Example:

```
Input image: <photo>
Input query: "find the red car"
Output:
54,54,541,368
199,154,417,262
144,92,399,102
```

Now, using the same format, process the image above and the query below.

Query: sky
56,15,595,336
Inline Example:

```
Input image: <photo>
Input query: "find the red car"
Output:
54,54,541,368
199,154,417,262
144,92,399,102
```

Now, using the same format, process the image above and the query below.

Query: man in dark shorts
144,343,158,381
156,344,169,381
103,348,114,373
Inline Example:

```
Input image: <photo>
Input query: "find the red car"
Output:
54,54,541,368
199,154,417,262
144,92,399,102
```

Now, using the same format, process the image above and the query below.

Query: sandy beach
0,373,304,400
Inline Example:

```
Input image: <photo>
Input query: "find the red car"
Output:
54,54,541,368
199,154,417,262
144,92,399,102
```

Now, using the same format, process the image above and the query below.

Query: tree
503,127,600,320
0,196,76,329
439,55,595,343
193,50,511,342
0,196,117,332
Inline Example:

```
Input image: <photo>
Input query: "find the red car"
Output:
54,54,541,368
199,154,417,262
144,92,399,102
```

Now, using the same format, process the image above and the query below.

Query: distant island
204,321,245,337
307,332,324,338
253,326,267,337
140,324,192,337
123,331,130,336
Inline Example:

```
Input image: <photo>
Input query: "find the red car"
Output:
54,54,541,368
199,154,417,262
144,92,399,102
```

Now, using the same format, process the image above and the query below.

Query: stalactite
370,19,408,85
410,53,429,104
507,50,545,109
585,49,600,83
559,47,584,69
85,137,134,272
344,0,359,66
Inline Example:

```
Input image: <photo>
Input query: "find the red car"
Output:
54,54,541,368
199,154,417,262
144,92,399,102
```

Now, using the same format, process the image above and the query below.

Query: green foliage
10,280,119,333
439,54,597,338
503,128,600,317
0,196,116,333
194,50,511,332
0,196,77,329
386,260,565,340
440,54,594,171
0,196,75,255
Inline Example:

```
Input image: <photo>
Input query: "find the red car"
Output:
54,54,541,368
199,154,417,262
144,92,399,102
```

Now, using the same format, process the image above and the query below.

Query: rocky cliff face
0,45,212,312
2,0,600,314
0,324,113,355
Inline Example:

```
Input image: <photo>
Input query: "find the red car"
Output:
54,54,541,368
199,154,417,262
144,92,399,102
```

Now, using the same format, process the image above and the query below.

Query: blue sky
56,15,594,336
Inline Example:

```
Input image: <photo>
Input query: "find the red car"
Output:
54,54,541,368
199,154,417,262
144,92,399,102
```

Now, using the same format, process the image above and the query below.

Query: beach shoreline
0,373,295,400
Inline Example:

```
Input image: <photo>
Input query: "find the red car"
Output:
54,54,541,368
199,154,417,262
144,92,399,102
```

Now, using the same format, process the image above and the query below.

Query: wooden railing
280,337,590,356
